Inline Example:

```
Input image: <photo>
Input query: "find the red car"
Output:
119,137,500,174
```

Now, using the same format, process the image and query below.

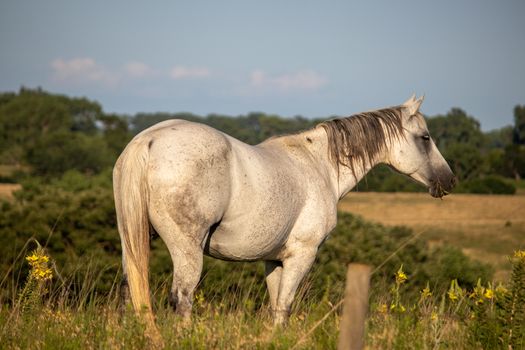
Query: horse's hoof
272,310,290,327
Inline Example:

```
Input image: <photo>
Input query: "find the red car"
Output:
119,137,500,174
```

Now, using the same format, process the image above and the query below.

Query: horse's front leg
265,260,283,312
273,249,317,325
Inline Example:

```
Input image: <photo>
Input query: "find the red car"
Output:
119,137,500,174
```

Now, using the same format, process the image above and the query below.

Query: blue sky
1,0,524,130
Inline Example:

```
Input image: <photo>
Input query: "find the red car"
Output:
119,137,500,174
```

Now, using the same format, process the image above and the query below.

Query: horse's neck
333,159,376,199
267,126,382,200
298,126,382,200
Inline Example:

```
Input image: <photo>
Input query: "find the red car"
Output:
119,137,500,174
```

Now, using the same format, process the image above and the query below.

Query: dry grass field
339,191,525,280
0,183,20,199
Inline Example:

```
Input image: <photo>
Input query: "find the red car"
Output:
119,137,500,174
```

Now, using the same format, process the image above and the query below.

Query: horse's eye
422,134,430,141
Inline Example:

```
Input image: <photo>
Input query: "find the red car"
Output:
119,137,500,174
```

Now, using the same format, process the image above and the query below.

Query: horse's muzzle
429,174,457,198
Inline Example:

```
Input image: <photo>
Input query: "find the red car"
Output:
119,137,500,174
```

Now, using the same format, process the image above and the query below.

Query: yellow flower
194,291,205,307
377,303,388,314
26,254,39,264
431,311,438,321
514,250,525,260
484,289,494,299
420,283,432,299
447,279,465,303
26,254,37,261
395,265,408,284
25,248,53,281
32,267,53,281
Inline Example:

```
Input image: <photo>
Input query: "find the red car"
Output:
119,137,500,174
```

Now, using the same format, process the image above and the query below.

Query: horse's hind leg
119,251,131,311
150,210,208,320
166,239,204,319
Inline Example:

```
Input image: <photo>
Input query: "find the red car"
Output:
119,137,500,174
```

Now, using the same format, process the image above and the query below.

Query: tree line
0,87,524,191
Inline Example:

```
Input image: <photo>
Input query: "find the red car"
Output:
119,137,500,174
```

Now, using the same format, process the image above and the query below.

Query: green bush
455,175,516,194
0,170,120,303
0,171,493,308
313,214,492,301
355,165,425,193
422,245,494,290
479,251,525,348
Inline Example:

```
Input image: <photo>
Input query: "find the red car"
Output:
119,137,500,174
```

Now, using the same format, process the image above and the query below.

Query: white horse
113,95,455,337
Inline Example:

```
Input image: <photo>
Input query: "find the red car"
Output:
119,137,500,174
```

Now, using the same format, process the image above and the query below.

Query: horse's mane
319,106,405,177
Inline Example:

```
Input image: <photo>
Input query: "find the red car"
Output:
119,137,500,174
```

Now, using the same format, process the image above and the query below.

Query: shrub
454,175,516,194
0,172,493,309
367,251,524,349
355,165,424,193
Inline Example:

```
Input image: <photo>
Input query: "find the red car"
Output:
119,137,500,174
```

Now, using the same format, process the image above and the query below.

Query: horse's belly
205,221,290,261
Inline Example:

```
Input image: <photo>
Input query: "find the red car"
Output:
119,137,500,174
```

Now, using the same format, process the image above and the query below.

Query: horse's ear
403,94,424,115
403,94,417,106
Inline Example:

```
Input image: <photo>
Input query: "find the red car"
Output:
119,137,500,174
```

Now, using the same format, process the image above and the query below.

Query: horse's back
140,119,235,167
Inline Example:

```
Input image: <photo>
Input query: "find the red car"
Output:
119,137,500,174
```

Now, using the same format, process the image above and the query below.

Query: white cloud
51,58,118,86
169,65,210,79
51,59,214,88
249,69,327,91
124,61,155,78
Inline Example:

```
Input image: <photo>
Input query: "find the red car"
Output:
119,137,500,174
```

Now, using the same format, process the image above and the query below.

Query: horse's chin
428,180,455,198
429,186,448,199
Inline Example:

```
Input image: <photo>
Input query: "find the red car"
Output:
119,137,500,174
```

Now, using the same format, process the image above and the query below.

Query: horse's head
387,95,456,198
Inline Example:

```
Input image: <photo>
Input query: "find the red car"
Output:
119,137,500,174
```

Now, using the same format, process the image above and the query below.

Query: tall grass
1,244,524,349
0,242,341,349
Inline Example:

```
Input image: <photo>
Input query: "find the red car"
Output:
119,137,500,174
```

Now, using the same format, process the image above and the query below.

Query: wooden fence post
337,263,372,350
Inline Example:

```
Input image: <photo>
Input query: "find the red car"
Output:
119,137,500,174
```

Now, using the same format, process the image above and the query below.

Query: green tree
427,108,484,151
484,126,514,149
426,109,487,182
513,105,525,145
63,96,103,134
499,144,525,180
25,131,114,177
0,89,71,164
0,88,130,177
97,114,132,155
444,143,484,181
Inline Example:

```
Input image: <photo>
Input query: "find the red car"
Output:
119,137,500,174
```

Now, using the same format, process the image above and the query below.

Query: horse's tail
113,138,162,345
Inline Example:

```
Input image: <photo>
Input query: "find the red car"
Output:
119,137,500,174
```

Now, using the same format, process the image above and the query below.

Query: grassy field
338,191,525,281
2,247,524,349
1,184,525,348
